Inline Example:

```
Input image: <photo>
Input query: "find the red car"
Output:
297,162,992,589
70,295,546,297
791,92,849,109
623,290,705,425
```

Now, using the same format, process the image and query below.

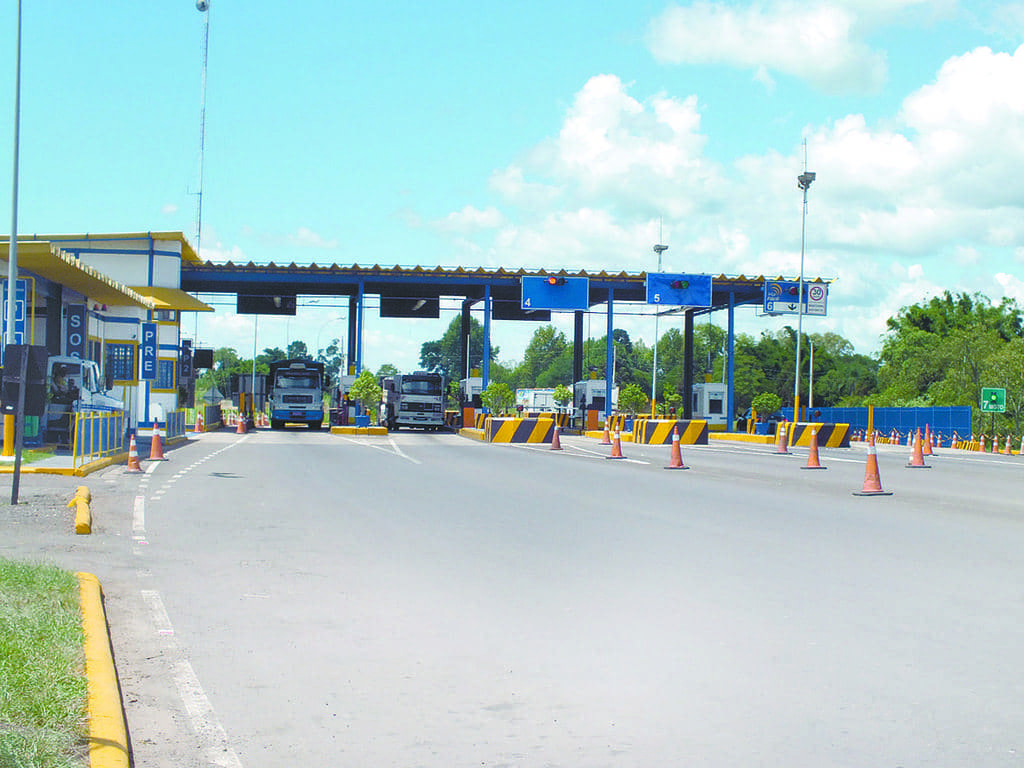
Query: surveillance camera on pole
797,171,815,191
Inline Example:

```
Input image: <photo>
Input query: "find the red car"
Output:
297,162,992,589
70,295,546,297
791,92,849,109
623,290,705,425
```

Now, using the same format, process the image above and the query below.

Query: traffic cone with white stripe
906,428,929,468
801,427,826,470
550,424,563,451
607,428,625,459
1004,435,1013,455
923,424,934,456
775,422,790,454
853,434,893,496
664,426,687,470
148,422,167,461
600,420,612,445
979,434,986,452
236,412,247,434
125,432,142,473
195,411,204,433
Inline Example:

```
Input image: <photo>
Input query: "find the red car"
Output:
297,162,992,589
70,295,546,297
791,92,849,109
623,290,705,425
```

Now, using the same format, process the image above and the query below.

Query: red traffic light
547,276,567,286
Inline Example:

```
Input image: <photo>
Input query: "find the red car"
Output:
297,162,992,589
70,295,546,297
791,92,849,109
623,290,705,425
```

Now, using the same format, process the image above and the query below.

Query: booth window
709,397,724,414
154,359,176,391
155,309,177,322
106,343,136,382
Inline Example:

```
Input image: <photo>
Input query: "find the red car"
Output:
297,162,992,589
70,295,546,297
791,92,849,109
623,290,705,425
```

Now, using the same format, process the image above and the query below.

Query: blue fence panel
814,406,971,441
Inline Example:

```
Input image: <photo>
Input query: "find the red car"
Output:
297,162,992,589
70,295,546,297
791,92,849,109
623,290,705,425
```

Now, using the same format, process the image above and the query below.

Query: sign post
980,387,1006,439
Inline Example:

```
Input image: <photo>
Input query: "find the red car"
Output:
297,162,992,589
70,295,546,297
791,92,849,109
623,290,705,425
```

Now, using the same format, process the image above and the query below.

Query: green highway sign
980,387,1006,413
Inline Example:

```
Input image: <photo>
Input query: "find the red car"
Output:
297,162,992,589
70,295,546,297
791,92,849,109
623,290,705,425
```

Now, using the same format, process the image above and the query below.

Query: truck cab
45,356,124,444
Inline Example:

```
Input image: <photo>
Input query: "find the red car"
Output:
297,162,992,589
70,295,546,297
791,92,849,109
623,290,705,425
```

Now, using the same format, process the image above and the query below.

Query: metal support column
347,295,358,376
727,293,736,431
683,310,694,419
605,289,614,422
460,298,474,382
482,285,491,388
355,282,364,374
572,310,583,386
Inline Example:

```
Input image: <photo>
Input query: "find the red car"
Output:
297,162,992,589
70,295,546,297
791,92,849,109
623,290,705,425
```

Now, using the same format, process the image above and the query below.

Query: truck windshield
276,373,318,389
401,379,440,396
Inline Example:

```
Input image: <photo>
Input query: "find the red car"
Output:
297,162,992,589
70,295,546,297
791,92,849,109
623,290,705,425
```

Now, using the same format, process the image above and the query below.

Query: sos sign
66,304,87,359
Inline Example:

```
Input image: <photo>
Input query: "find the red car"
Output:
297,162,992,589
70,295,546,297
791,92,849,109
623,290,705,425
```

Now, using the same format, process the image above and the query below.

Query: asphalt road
4,430,1024,766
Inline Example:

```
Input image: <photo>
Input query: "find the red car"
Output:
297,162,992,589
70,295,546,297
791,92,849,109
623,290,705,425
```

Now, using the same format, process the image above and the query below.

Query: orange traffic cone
906,428,929,468
600,420,612,445
236,413,247,434
923,424,934,456
148,422,167,461
195,411,204,433
1004,435,1013,455
607,428,625,459
550,425,563,451
979,434,986,452
801,427,826,470
775,422,789,454
664,426,687,470
126,432,142,473
1019,435,1024,456
853,434,893,496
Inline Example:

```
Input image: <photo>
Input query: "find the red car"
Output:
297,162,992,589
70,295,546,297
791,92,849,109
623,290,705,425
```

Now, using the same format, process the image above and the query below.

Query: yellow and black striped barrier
787,423,850,448
526,411,571,427
485,417,555,444
475,412,489,429
630,418,709,445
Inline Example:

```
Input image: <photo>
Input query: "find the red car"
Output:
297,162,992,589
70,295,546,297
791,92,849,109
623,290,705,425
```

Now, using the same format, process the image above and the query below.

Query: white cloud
287,226,339,249
161,203,178,215
433,42,1024,358
647,1,888,93
433,205,506,233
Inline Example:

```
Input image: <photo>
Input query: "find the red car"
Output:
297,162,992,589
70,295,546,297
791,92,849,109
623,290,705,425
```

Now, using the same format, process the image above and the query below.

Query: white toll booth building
0,232,213,434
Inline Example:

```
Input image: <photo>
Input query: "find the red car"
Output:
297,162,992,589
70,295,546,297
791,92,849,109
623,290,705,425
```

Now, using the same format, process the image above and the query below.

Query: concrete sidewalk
0,432,199,476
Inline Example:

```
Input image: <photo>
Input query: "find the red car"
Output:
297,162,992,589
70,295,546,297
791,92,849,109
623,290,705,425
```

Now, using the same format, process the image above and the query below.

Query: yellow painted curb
67,486,92,534
710,432,776,445
77,572,130,768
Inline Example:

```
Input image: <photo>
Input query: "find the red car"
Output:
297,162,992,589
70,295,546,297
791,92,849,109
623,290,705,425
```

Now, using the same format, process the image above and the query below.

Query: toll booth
330,374,357,425
459,377,482,408
573,380,618,431
692,382,728,430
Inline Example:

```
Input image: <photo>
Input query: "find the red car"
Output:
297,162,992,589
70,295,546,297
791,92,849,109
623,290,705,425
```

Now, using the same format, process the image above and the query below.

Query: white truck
45,356,125,444
268,358,328,430
380,371,446,431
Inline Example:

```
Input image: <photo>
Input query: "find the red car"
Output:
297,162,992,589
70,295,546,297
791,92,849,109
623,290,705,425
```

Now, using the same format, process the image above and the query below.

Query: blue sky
2,1,1024,374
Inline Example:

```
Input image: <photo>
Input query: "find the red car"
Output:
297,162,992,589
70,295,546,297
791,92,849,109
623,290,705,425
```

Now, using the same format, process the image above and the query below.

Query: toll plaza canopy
181,260,833,422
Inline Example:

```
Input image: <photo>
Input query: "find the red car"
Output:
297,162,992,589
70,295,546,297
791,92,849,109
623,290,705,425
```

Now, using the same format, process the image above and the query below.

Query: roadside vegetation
0,559,87,768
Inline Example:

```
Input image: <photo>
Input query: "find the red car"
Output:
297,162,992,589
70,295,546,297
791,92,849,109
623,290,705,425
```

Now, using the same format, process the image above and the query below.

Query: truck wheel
271,419,284,430
308,420,322,430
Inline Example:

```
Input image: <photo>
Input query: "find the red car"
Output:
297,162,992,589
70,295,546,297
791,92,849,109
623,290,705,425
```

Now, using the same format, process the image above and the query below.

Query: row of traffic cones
125,422,167,473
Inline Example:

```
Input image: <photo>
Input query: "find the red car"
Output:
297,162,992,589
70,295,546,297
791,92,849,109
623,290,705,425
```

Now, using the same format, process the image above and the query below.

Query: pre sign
140,323,158,381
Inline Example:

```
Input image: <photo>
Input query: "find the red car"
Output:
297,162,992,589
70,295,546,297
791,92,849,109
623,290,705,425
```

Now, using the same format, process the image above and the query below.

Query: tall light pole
793,153,815,422
652,243,668,415
4,0,23,463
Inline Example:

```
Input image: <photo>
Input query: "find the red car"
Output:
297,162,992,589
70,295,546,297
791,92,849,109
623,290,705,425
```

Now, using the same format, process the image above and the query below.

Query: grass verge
0,559,87,768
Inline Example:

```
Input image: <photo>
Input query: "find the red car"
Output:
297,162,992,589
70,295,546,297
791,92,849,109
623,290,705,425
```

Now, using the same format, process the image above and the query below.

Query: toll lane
126,430,1024,766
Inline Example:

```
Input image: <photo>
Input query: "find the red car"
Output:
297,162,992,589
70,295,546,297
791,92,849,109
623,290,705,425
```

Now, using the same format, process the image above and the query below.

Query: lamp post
793,165,815,422
3,0,23,465
652,243,668,415
316,315,346,371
